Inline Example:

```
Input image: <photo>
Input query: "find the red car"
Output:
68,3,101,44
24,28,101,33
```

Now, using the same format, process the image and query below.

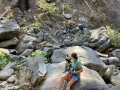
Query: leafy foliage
28,50,49,63
112,69,120,76
31,0,59,28
106,26,120,47
0,51,10,70
73,31,89,39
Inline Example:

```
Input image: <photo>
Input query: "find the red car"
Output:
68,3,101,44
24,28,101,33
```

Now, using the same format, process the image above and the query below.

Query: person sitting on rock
58,53,83,90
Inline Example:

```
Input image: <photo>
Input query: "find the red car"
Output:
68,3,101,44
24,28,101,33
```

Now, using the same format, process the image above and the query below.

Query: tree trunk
13,0,29,11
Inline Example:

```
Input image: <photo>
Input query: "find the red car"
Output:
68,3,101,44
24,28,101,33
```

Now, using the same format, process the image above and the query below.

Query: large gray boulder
83,27,110,52
100,57,120,66
110,49,120,60
110,83,120,90
51,46,107,76
28,55,47,86
19,55,46,87
0,37,19,48
15,35,38,54
0,62,16,81
40,61,109,90
103,65,116,82
111,72,120,85
71,66,109,90
20,49,33,57
0,19,20,41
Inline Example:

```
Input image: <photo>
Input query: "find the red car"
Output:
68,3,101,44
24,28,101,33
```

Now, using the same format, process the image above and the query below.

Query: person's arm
72,67,83,74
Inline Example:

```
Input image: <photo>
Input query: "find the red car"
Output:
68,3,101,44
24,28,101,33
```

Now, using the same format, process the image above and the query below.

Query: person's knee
67,83,71,88
61,75,66,80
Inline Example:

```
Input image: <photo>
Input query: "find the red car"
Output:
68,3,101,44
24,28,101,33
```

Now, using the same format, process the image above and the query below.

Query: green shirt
71,59,82,74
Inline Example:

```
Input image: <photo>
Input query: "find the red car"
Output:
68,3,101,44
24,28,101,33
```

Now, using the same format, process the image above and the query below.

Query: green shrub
31,0,59,28
73,31,89,39
28,50,49,63
106,26,120,47
0,50,10,70
112,69,120,76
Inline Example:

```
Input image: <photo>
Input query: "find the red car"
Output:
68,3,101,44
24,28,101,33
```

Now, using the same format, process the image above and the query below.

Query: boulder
84,27,110,52
0,48,9,54
28,55,47,86
0,19,20,41
51,46,107,76
40,62,109,90
111,83,120,90
4,62,16,70
19,55,47,87
64,14,72,19
15,35,38,54
71,38,84,46
20,49,33,57
7,76,16,84
103,65,116,83
111,72,120,85
9,49,17,54
107,65,116,72
0,37,19,48
79,17,89,23
0,62,16,81
0,81,7,87
105,65,120,85
36,31,44,42
44,33,59,44
63,39,72,46
110,49,120,60
10,54,20,61
103,68,111,82
71,66,109,90
107,84,113,89
0,68,14,81
69,27,79,34
100,57,120,66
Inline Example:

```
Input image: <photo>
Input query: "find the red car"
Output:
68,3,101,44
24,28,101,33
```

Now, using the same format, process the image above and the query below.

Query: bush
0,50,10,70
28,50,49,63
106,26,120,47
73,31,89,39
31,0,59,28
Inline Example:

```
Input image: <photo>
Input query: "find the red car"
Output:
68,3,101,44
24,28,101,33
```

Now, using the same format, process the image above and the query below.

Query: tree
13,0,30,11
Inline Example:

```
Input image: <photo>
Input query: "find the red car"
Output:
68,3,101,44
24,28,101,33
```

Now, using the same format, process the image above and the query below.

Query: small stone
107,84,113,89
28,9,31,12
7,77,16,84
15,80,20,86
83,28,88,32
19,83,30,89
79,17,89,23
64,14,72,19
6,86,14,90
46,22,52,27
78,24,85,30
9,49,17,54
14,86,19,90
62,30,67,34
0,81,7,87
33,27,40,34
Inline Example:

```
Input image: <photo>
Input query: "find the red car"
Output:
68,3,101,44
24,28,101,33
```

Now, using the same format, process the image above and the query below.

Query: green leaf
112,69,120,76
115,67,120,70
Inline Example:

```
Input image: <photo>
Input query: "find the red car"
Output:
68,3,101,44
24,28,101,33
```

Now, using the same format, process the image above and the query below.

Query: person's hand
72,71,76,74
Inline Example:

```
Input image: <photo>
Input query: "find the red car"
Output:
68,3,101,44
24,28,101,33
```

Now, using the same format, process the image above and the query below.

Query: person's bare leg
58,73,69,90
66,78,76,90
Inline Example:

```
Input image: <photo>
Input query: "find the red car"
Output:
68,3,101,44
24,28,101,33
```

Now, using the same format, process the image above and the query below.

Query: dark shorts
72,74,80,81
